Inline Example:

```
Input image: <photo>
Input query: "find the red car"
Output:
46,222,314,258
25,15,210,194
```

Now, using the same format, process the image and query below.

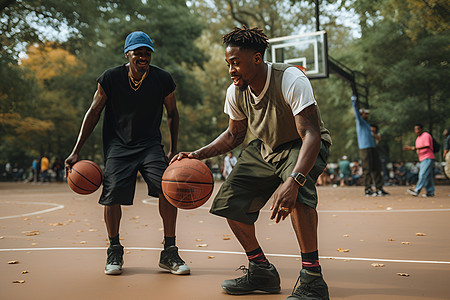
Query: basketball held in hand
162,159,214,209
67,160,103,195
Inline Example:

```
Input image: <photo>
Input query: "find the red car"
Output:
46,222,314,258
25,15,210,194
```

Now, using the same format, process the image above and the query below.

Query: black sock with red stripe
246,247,269,265
301,250,321,273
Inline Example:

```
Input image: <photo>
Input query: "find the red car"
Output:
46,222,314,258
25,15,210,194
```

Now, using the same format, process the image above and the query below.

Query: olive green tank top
236,63,332,161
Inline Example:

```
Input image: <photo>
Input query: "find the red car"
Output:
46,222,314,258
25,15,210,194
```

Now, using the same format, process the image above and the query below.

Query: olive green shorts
210,139,329,224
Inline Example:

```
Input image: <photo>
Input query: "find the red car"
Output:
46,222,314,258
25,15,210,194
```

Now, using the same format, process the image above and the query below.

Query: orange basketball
67,160,103,195
162,159,214,209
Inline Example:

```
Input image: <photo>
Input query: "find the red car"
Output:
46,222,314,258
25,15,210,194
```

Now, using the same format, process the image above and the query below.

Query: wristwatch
290,172,307,186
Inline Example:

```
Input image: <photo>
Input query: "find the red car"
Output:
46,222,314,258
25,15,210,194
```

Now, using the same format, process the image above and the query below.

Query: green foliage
1,0,448,174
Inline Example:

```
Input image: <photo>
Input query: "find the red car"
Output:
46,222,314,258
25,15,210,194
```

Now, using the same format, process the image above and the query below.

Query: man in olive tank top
173,26,331,299
65,31,190,276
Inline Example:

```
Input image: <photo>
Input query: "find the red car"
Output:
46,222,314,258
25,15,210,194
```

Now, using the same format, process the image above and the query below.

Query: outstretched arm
172,118,248,162
65,83,107,175
351,96,364,124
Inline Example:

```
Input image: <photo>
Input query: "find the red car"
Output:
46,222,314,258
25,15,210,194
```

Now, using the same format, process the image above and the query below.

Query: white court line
0,201,65,219
0,247,449,265
142,199,450,213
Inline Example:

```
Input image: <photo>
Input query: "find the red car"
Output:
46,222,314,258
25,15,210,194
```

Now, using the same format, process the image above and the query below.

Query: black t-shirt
97,64,176,157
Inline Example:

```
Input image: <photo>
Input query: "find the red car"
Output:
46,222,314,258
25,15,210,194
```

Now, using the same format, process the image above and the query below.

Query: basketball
162,159,214,209
67,160,103,195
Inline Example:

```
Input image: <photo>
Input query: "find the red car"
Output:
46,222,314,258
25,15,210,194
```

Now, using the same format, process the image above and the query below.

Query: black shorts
99,143,168,206
210,139,329,224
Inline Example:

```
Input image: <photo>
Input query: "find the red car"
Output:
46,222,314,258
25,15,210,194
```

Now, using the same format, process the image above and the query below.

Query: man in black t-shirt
65,31,189,276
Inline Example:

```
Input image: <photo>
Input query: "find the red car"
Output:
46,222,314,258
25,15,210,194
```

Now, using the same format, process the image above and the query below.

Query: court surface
1,181,449,300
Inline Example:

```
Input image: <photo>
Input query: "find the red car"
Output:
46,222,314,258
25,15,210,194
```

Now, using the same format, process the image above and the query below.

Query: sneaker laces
291,275,301,295
236,265,249,274
107,247,123,265
291,273,323,297
233,265,250,284
166,248,185,265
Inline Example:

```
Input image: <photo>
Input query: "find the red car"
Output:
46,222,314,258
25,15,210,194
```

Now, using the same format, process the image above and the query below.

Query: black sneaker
287,269,329,300
221,262,281,295
159,245,190,275
104,244,124,275
376,189,390,196
365,189,376,197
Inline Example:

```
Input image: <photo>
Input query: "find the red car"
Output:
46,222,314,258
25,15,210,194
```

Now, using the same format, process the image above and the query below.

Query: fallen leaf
12,280,25,284
0,236,4,239
22,231,40,236
126,251,131,254
208,256,215,259
196,244,208,247
21,270,29,274
337,248,350,252
31,243,37,246
88,229,98,232
48,222,64,226
195,238,203,242
8,260,19,264
401,242,411,245
343,234,350,237
222,237,230,240
80,241,87,244
388,238,395,241
415,233,426,236
397,273,410,277
371,263,385,267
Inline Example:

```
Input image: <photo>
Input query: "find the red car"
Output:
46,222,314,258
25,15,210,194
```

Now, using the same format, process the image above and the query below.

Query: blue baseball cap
124,31,154,54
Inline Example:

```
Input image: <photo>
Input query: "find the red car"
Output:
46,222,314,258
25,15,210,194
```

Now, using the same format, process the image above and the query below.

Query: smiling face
126,46,152,74
225,46,262,89
414,125,423,135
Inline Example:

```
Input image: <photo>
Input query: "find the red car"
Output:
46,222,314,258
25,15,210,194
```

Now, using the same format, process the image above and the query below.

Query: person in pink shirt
403,124,435,197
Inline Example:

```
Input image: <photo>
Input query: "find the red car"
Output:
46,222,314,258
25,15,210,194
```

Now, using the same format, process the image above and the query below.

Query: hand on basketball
270,180,299,223
64,153,79,178
170,151,199,164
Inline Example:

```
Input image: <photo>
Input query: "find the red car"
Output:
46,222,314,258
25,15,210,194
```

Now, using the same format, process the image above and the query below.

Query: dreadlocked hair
222,25,269,56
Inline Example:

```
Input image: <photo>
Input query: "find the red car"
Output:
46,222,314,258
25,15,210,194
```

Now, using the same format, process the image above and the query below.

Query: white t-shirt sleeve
223,84,247,120
281,67,317,116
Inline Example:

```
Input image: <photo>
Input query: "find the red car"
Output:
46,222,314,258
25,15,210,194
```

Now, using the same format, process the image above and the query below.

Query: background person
443,129,450,179
65,31,189,276
222,152,237,179
351,97,389,196
338,155,351,186
403,124,435,197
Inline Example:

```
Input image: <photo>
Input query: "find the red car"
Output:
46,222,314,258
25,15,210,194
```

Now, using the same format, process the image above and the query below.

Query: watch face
291,172,306,186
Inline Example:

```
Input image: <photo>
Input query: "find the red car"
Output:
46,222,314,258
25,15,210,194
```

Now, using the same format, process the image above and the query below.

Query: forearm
167,111,179,154
195,129,245,160
293,132,321,176
71,109,100,155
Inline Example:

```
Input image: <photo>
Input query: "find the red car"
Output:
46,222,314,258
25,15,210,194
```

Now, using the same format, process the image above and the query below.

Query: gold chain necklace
128,70,147,92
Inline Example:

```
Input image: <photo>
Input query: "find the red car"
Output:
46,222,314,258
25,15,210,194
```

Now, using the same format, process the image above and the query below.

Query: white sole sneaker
159,262,190,275
105,264,122,275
